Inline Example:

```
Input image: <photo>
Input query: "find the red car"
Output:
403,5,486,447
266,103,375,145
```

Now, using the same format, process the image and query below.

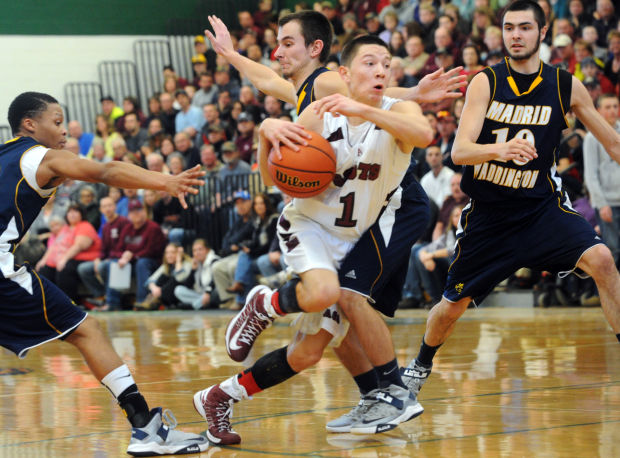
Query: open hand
166,165,206,209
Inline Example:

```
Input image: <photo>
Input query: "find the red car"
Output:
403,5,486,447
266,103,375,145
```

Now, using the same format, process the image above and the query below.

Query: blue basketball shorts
444,196,603,305
339,180,430,317
0,264,87,358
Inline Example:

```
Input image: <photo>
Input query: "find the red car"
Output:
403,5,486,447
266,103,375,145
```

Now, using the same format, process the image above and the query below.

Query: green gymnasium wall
0,0,259,35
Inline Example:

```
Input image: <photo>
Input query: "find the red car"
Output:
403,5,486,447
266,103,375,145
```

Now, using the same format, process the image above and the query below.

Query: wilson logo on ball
274,170,321,188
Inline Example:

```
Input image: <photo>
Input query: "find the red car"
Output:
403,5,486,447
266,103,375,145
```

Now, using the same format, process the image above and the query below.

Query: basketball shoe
349,384,424,435
193,384,241,445
326,398,371,433
225,285,275,362
126,407,208,456
400,360,432,396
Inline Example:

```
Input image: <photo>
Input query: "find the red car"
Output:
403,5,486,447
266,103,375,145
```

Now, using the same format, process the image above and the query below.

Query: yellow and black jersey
296,67,330,116
461,58,573,203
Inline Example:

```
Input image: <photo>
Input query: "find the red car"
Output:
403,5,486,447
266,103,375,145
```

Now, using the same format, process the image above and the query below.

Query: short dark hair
8,92,58,135
279,10,334,64
340,34,391,67
502,0,546,30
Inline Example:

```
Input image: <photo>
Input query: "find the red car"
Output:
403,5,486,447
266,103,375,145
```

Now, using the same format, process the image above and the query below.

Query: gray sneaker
326,397,369,433
127,407,208,456
400,360,432,396
349,385,424,435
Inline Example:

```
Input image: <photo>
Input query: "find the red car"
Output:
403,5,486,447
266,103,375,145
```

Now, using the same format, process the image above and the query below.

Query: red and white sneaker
225,285,275,362
193,384,241,445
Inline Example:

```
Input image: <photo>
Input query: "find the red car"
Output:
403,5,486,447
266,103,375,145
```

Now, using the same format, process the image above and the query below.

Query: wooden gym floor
1,307,619,457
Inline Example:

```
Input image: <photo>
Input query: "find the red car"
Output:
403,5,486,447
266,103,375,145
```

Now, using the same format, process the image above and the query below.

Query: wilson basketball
267,130,336,198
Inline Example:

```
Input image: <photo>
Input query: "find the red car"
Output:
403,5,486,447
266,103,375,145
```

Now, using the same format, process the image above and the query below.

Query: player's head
502,0,547,61
276,11,333,77
339,35,391,106
8,92,67,148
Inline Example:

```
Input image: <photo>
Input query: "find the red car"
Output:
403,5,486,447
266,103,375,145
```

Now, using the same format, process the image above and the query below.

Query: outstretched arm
451,72,537,165
312,95,433,152
38,150,204,208
386,67,467,103
205,16,297,105
571,76,620,164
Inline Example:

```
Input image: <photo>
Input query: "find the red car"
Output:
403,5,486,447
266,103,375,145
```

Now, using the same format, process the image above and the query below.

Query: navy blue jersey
0,137,53,256
296,67,329,115
460,58,572,203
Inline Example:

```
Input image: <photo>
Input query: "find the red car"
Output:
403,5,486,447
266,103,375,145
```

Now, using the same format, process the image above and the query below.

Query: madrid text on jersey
485,101,552,125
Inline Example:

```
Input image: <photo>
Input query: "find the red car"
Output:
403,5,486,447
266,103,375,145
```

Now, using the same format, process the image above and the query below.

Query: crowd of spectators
21,0,620,311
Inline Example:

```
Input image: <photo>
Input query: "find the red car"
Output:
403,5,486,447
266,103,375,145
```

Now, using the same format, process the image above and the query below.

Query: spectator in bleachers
551,34,576,72
174,89,204,140
123,112,148,155
166,152,186,176
145,94,162,127
110,136,129,162
432,172,468,241
190,54,208,87
146,152,165,173
254,0,276,32
380,0,415,25
157,135,175,161
214,66,241,102
420,145,455,208
263,95,283,119
196,103,229,148
98,199,166,311
206,124,228,157
415,204,464,304
100,95,124,128
116,188,140,217
184,84,197,102
173,131,200,169
89,138,109,163
235,112,257,164
439,12,468,51
238,10,264,41
143,189,160,220
238,86,265,122
216,89,234,122
418,2,439,52
115,96,147,135
459,44,484,90
212,191,255,309
436,110,458,171
582,56,615,93
443,2,472,35
226,192,278,308
200,143,224,178
389,57,418,88
389,30,407,58
192,72,218,109
482,25,503,61
403,35,429,79
568,0,588,35
321,1,344,36
68,120,94,157
153,190,185,245
219,141,253,185
582,25,608,62
163,64,188,89
174,239,221,310
363,12,383,36
137,243,194,310
65,137,80,156
339,12,362,45
143,118,165,156
583,93,620,266
592,0,618,48
194,35,217,72
604,30,620,94
262,27,278,62
163,76,180,101
36,204,101,302
554,18,576,42
418,27,459,78
158,92,178,136
78,185,101,231
470,7,495,46
77,196,130,306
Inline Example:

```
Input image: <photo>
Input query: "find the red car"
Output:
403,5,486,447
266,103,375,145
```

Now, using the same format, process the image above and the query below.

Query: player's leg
25,270,208,455
577,244,620,334
194,329,333,445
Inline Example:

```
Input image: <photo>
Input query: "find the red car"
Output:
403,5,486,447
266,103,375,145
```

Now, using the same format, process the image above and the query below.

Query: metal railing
63,82,102,133
183,172,268,252
133,39,171,113
98,61,140,110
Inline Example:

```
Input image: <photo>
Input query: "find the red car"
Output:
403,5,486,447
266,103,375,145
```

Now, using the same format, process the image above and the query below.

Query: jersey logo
344,270,356,279
486,101,551,125
455,283,464,294
333,162,381,187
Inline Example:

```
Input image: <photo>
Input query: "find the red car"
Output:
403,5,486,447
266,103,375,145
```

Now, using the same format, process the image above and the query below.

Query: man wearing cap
191,54,208,87
581,56,615,94
174,89,205,139
218,141,253,197
100,96,124,129
235,112,256,163
98,199,166,310
551,33,576,72
194,35,217,72
205,123,227,156
212,190,254,309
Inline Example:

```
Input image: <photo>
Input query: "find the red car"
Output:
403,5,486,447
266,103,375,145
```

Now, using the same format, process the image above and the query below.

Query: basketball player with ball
200,11,465,438
192,34,434,444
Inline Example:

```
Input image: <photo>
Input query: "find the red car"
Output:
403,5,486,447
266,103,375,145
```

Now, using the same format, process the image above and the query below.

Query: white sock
219,375,249,401
101,364,135,399
263,289,278,319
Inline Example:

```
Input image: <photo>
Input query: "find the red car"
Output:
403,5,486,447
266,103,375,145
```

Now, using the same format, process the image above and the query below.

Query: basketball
267,130,336,198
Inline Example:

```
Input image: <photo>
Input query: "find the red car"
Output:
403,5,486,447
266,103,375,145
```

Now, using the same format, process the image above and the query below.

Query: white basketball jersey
289,96,410,242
